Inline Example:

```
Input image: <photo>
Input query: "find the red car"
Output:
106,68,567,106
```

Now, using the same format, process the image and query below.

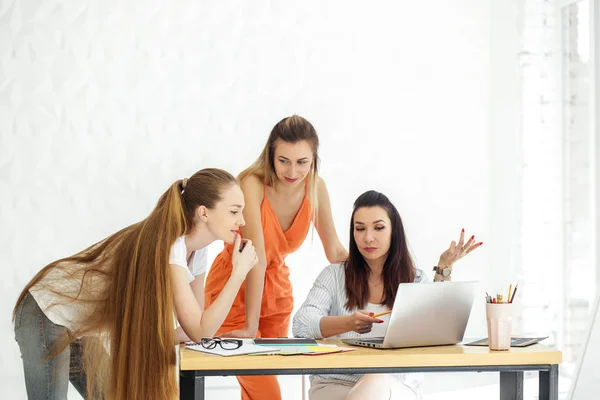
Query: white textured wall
0,1,493,398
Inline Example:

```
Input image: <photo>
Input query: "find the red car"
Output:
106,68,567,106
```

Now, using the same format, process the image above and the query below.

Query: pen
372,310,392,318
497,294,503,304
510,284,518,303
508,284,513,304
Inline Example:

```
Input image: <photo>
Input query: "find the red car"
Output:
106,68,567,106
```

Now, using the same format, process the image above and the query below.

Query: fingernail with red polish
461,228,464,233
479,242,483,245
470,235,474,240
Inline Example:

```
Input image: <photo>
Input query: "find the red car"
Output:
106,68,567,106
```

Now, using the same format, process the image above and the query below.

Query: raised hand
438,228,482,268
231,234,258,278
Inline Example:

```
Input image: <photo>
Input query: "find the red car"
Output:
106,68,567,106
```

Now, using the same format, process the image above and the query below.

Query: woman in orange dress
204,115,348,400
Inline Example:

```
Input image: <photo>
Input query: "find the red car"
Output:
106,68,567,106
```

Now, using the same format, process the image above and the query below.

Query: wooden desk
180,340,562,400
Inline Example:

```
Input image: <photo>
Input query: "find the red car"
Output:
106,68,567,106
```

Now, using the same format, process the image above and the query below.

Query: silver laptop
342,281,476,349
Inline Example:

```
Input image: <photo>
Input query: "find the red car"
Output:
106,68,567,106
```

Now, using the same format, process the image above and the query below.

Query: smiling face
203,183,246,244
272,140,314,186
352,206,392,264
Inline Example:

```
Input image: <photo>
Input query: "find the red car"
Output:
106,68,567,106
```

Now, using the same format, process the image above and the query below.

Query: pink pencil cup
486,303,512,351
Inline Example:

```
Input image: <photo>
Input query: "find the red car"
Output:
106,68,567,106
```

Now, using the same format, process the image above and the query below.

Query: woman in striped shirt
293,190,482,400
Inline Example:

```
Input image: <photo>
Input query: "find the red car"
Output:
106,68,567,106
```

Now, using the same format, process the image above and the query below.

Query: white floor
53,369,572,399
201,372,571,400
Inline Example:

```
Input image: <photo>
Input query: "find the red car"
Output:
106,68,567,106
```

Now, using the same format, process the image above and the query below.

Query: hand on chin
225,230,240,244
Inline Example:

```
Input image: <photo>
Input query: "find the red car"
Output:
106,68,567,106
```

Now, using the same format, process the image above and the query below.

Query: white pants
309,375,419,400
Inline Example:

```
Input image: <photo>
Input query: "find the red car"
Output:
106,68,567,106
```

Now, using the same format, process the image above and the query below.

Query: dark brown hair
344,190,415,310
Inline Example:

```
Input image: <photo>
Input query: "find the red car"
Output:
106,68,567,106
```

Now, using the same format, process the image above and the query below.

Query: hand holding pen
347,311,384,335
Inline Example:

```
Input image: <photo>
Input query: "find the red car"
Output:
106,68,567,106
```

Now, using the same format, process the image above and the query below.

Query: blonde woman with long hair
204,115,349,400
13,168,258,400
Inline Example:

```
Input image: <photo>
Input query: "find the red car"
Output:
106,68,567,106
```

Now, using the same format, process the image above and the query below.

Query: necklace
370,277,382,287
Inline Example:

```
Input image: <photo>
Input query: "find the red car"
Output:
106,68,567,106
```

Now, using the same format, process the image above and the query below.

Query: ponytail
108,180,185,399
13,169,237,400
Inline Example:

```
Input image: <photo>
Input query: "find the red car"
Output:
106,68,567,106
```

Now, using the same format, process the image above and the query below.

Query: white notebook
185,340,280,357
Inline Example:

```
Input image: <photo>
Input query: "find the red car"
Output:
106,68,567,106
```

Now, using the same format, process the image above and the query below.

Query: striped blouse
292,263,431,394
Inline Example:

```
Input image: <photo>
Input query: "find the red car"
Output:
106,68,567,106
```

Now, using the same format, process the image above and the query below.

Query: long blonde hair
13,168,237,400
238,115,320,221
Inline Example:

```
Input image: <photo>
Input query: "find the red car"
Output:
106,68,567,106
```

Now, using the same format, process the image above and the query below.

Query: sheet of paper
276,344,356,356
185,342,280,357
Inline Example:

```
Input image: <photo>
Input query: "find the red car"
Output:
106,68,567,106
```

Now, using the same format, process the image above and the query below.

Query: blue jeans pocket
15,292,72,399
13,292,31,333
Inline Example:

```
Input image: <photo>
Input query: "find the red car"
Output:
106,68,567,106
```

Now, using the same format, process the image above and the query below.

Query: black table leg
539,365,559,400
180,370,205,400
500,371,524,400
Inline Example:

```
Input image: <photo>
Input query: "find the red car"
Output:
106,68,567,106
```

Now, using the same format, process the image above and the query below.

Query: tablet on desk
253,338,318,346
464,337,548,347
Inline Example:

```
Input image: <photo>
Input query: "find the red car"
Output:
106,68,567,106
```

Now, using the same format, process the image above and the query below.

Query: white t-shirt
29,236,208,332
168,236,208,282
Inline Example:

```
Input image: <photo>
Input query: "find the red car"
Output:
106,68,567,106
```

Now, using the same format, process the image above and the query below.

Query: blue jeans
14,292,89,399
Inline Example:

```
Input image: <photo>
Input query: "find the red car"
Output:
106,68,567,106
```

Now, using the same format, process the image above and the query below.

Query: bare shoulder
315,175,327,195
239,174,264,201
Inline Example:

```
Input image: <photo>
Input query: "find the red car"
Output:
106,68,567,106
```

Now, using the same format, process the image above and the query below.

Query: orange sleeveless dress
204,182,312,400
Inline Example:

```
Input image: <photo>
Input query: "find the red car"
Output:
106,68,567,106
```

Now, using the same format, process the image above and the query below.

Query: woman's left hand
219,326,258,339
438,229,482,268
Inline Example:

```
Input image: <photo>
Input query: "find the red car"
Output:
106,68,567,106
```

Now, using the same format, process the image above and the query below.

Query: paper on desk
308,345,356,355
309,344,356,355
275,344,356,356
185,342,280,357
